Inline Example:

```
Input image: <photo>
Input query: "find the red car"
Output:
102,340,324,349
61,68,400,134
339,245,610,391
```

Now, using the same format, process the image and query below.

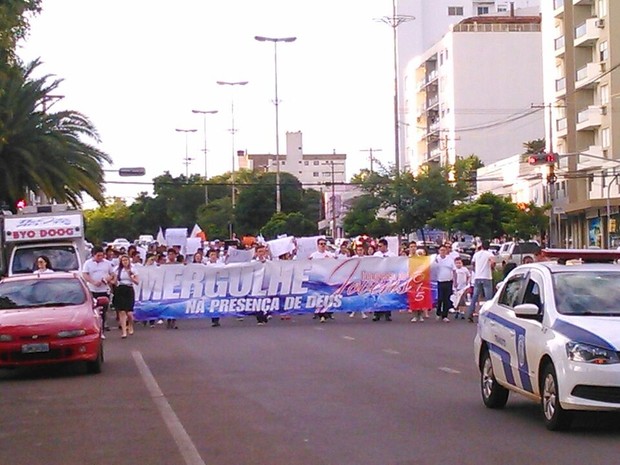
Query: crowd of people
32,234,508,339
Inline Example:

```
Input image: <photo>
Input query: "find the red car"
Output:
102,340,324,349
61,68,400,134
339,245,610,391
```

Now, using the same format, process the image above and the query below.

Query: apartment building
542,0,620,248
405,14,544,172
240,131,346,189
395,0,540,170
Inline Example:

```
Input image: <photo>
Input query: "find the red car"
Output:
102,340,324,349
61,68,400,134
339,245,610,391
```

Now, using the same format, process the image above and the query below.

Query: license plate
21,343,50,354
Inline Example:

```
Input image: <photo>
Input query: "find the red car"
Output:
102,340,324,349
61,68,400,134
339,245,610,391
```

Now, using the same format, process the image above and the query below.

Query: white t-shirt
373,250,397,257
82,258,114,293
309,250,334,259
472,249,495,280
433,254,455,282
453,266,471,290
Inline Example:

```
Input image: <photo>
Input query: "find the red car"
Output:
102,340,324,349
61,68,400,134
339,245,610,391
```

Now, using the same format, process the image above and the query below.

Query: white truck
0,204,88,276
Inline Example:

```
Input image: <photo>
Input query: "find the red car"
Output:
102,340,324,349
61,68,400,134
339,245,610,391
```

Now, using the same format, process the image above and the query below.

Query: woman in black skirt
111,254,139,338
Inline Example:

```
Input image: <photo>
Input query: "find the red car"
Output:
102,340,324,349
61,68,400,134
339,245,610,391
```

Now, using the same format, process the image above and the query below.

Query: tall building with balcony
404,14,544,171
543,0,620,247
395,0,540,170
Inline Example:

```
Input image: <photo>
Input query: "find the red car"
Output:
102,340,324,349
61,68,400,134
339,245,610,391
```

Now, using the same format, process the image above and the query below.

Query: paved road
1,312,619,465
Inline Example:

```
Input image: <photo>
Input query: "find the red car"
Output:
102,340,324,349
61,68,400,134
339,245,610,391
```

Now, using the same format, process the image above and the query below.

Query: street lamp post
376,1,414,173
254,35,297,213
191,110,218,204
175,128,197,178
216,81,248,210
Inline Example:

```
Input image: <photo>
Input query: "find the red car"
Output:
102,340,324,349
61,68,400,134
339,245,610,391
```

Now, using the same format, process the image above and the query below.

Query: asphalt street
1,312,619,465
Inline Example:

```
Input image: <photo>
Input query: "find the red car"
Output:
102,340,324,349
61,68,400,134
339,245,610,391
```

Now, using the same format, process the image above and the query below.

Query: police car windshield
553,271,620,316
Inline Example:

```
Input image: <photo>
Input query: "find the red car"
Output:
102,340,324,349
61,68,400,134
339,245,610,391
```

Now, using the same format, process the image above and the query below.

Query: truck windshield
12,246,80,274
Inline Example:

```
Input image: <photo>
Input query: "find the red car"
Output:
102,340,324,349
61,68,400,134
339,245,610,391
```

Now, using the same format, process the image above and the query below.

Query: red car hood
0,306,94,331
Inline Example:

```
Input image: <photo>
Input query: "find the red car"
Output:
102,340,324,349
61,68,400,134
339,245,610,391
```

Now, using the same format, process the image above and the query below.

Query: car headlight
57,329,86,338
566,341,620,365
0,334,13,342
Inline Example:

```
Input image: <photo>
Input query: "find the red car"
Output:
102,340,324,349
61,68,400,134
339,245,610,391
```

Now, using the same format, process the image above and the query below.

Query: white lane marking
382,349,400,355
342,336,356,341
132,351,206,465
438,366,461,374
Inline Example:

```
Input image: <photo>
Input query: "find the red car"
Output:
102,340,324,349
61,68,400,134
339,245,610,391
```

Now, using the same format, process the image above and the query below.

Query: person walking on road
82,246,115,336
432,245,455,322
110,254,139,338
466,240,496,322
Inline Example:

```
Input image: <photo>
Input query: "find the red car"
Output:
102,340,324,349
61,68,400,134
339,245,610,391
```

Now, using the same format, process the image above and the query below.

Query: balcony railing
452,23,541,33
554,0,564,10
555,77,566,92
554,35,565,50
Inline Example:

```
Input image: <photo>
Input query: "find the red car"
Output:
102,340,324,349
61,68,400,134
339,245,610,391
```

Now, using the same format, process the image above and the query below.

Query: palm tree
0,59,111,208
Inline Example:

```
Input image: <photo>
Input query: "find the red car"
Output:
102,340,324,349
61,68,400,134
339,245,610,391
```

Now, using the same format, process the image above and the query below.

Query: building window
304,161,309,165
598,0,607,17
313,172,319,177
477,6,490,14
324,172,331,177
313,161,319,165
448,6,464,16
497,3,508,12
600,84,609,105
599,41,608,61
601,127,610,148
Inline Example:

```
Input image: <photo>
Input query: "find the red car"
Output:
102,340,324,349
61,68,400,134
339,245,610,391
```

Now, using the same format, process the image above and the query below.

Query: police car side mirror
514,303,541,320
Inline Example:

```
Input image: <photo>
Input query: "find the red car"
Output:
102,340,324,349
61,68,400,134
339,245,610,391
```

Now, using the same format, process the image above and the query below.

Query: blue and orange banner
132,256,432,321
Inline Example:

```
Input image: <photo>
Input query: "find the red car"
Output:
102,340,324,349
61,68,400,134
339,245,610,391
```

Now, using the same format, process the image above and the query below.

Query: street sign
118,167,146,177
553,206,565,215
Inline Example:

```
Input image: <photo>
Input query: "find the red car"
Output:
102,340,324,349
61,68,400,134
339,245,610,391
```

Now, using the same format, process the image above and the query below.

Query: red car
0,272,106,374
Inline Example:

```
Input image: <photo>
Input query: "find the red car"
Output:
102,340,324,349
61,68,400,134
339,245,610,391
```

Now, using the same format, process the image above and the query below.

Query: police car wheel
541,363,572,431
480,349,509,409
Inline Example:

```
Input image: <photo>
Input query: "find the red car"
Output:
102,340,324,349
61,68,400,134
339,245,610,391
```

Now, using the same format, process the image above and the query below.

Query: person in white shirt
82,246,115,335
309,238,335,322
466,240,496,322
372,238,396,321
452,257,471,320
33,255,54,274
348,243,369,320
432,245,456,322
309,238,335,260
252,245,270,325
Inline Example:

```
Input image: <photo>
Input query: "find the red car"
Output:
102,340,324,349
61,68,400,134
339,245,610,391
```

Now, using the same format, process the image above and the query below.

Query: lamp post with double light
254,35,296,213
191,110,218,204
216,81,248,209
175,128,197,178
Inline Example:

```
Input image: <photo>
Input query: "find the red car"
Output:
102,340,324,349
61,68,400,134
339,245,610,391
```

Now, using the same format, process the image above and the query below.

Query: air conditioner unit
595,18,605,28
600,105,607,116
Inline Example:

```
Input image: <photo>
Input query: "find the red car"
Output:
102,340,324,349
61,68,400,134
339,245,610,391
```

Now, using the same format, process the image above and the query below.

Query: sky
19,0,398,208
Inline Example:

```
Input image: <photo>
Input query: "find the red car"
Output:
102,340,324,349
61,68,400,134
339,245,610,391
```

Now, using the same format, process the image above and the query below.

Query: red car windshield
0,278,87,309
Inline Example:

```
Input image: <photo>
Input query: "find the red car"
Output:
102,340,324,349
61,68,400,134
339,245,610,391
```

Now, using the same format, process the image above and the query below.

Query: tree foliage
0,0,42,64
431,192,547,241
0,60,111,208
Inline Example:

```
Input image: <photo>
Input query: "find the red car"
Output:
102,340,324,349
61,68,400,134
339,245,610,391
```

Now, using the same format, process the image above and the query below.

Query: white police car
474,249,620,430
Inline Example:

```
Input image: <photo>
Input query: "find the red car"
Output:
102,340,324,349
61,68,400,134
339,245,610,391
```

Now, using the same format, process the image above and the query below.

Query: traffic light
528,151,557,166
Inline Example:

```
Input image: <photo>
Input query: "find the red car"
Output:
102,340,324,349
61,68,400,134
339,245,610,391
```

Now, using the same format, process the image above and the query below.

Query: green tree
452,154,484,200
84,198,135,245
343,194,393,238
196,197,233,241
0,0,42,64
431,192,528,240
0,60,111,208
152,172,205,229
260,212,318,240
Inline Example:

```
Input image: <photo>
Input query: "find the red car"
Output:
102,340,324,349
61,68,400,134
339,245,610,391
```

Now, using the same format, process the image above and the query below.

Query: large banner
133,256,432,321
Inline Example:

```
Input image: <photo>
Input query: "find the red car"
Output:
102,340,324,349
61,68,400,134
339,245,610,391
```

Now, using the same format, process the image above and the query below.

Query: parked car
109,238,131,250
0,272,106,374
497,240,541,268
474,249,620,430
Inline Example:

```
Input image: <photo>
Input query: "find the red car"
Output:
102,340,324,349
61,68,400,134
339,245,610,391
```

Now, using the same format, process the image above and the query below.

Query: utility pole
361,148,382,173
331,161,337,239
531,103,559,247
